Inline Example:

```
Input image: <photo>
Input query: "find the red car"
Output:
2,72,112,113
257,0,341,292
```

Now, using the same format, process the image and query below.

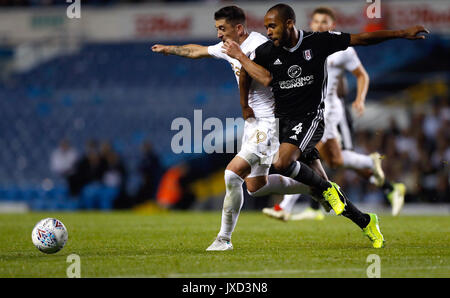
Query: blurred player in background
261,6,406,222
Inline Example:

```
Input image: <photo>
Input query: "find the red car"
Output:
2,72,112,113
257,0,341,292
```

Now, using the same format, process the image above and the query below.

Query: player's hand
402,25,430,40
352,100,365,117
242,106,255,120
222,40,244,60
151,44,169,55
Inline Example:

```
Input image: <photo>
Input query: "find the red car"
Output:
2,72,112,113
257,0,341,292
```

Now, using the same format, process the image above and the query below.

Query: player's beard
278,29,290,47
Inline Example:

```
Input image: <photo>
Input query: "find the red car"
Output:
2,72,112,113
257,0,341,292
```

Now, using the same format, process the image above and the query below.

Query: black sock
342,200,371,229
280,161,331,192
382,180,394,196
309,197,320,210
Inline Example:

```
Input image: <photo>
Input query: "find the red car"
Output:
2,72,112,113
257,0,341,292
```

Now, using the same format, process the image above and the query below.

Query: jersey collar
283,28,303,52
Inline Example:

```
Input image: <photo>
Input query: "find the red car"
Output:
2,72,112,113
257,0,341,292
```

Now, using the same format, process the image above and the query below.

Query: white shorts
321,94,344,143
237,117,279,178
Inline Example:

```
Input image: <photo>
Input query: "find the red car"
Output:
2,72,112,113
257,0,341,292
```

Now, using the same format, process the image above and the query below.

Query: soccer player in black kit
223,3,429,248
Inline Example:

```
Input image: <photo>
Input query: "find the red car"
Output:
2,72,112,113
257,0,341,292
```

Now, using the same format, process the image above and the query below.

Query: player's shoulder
339,46,358,60
301,31,326,45
248,31,268,43
255,39,274,54
305,30,345,40
245,32,269,51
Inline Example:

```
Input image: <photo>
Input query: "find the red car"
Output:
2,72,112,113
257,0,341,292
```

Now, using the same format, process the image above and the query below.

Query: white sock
279,194,301,213
218,170,244,240
341,150,374,170
248,174,309,197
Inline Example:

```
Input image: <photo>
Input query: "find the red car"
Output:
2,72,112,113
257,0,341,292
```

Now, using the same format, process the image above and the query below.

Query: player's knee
224,170,244,189
245,174,267,194
272,158,292,173
246,181,265,193
247,186,266,197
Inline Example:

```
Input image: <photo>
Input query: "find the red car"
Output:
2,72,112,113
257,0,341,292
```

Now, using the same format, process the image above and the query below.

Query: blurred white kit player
321,47,361,145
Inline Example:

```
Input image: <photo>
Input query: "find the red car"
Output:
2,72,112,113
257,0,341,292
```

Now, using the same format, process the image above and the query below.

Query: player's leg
266,142,348,214
290,158,324,221
338,109,404,215
206,156,249,251
289,195,325,221
308,158,374,232
316,138,344,169
262,193,301,221
351,157,405,216
246,164,309,221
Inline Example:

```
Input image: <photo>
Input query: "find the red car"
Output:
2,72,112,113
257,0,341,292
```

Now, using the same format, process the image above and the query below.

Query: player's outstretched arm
351,65,369,116
350,25,430,46
151,44,211,59
239,67,255,120
222,40,272,87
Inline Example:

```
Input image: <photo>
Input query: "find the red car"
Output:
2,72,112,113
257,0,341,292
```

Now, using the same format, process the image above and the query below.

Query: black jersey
253,30,351,118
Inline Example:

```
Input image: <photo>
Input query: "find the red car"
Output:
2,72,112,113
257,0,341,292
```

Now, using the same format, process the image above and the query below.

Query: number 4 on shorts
292,122,302,134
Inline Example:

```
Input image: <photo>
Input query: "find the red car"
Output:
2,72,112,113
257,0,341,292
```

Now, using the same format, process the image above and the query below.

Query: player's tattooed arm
222,40,272,87
351,65,369,116
151,44,211,59
239,67,255,120
350,25,429,46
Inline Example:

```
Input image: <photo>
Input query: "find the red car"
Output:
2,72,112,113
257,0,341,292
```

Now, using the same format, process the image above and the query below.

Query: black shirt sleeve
315,31,351,57
252,42,272,70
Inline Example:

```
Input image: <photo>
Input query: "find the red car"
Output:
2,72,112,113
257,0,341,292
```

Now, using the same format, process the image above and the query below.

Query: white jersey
326,47,361,100
207,32,275,118
321,47,361,143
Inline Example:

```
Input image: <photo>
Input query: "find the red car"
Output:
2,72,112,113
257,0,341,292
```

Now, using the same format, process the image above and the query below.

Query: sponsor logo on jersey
287,65,302,78
328,31,342,35
273,58,282,65
289,135,298,140
279,75,314,89
303,49,313,61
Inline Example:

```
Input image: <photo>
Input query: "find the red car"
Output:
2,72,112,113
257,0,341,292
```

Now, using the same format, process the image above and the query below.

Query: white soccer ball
31,218,68,254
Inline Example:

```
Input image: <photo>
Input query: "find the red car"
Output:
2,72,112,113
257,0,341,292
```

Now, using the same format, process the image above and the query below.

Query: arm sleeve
343,47,362,72
317,31,351,57
251,43,270,69
207,42,227,60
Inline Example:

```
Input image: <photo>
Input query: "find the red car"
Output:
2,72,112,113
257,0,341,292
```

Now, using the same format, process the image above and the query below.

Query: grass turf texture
0,211,449,277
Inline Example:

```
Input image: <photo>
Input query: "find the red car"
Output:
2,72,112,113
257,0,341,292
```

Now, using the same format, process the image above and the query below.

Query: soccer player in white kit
262,7,406,221
152,6,315,251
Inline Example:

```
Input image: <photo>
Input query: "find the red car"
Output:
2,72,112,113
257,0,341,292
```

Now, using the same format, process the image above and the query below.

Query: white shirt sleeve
207,42,227,60
343,47,362,72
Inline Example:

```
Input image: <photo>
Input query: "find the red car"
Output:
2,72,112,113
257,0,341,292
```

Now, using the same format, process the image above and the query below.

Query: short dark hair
312,6,337,22
268,3,296,24
214,6,246,26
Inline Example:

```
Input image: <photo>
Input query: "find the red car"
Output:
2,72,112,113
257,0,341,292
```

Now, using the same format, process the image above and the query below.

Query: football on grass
31,218,68,254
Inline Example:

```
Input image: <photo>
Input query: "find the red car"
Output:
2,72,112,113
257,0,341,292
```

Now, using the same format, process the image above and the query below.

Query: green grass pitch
0,211,449,277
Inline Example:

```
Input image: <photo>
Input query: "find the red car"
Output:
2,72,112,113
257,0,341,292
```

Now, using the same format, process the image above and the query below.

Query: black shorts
278,110,324,162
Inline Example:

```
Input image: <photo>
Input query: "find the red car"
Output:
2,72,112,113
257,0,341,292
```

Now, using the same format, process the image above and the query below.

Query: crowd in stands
48,96,449,210
50,139,163,209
